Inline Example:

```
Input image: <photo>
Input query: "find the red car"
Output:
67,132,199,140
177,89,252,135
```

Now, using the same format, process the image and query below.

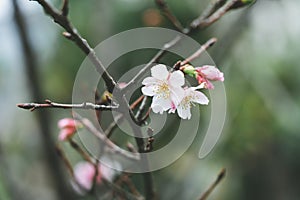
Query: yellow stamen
154,81,170,99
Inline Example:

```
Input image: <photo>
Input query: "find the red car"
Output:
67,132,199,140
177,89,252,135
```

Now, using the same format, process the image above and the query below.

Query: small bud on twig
62,31,73,40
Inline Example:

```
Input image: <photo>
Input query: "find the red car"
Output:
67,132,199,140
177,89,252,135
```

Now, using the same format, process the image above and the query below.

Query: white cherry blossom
169,85,209,119
141,64,185,114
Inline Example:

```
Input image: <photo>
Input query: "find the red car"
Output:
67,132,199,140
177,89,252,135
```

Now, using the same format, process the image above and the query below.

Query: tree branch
180,37,217,67
55,144,74,177
198,168,226,200
155,0,185,32
69,139,93,163
195,0,227,23
190,0,239,30
17,99,118,111
135,96,148,123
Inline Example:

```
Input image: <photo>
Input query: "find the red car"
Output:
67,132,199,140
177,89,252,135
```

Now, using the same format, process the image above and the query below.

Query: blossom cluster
141,64,224,119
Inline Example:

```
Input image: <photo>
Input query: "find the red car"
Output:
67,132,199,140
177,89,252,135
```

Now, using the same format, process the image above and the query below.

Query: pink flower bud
58,118,77,129
195,65,224,89
58,127,77,141
57,118,79,141
196,65,224,81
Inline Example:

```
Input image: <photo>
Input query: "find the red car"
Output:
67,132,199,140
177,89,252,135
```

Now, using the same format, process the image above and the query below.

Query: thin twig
135,96,148,122
91,159,99,194
190,0,239,30
122,174,143,198
140,108,151,124
105,115,124,138
103,179,145,200
180,37,217,66
131,95,145,110
69,139,93,163
196,0,227,23
198,168,226,200
55,144,74,177
74,113,140,161
30,0,118,93
17,99,118,111
155,0,185,32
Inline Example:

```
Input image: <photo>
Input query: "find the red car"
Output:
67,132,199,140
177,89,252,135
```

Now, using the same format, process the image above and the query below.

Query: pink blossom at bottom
73,162,102,191
72,158,121,194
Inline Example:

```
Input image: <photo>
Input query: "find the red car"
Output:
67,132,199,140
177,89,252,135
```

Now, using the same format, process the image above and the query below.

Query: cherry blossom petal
74,162,100,191
191,91,209,105
198,65,224,81
141,85,156,96
169,70,185,87
151,104,164,114
151,64,169,80
170,86,184,106
152,96,172,113
205,80,214,89
177,106,191,120
142,77,157,85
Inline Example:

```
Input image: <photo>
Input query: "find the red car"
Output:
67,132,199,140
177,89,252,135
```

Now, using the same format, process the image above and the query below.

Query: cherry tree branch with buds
17,0,254,199
17,99,118,111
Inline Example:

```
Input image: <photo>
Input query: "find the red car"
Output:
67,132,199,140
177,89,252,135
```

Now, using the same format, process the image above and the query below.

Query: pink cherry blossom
73,158,121,193
58,118,77,129
58,127,76,141
195,65,224,89
74,162,101,191
141,64,185,114
57,118,79,141
169,85,209,120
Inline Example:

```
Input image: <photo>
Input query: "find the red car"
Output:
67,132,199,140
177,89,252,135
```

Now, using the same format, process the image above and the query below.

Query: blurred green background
0,0,300,199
